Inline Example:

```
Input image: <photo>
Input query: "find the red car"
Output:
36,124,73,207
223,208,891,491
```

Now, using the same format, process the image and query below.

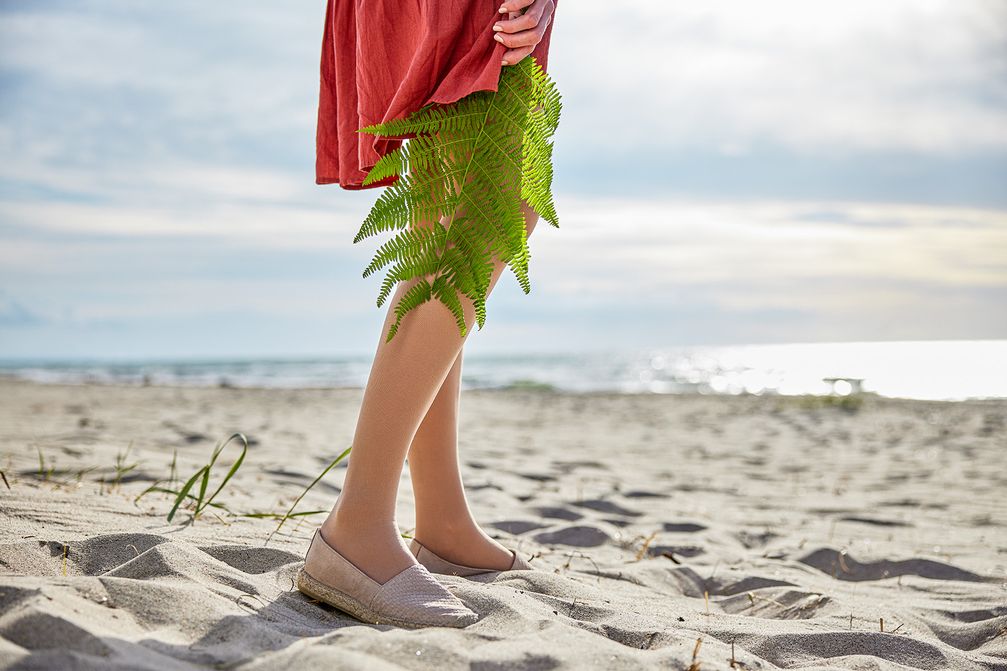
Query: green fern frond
354,55,562,342
362,222,446,279
376,250,441,308
385,277,434,341
431,274,468,338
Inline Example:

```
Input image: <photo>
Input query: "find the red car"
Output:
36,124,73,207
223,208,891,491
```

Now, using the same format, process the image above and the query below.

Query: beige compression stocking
320,200,541,584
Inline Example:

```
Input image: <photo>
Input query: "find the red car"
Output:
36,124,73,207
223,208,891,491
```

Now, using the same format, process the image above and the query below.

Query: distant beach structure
822,377,864,396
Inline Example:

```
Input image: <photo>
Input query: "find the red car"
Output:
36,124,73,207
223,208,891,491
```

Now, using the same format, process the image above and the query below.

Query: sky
1,0,1005,359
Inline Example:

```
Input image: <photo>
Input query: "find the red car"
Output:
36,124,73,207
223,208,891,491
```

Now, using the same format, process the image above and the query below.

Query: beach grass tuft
136,432,248,524
36,447,53,481
112,440,137,491
248,445,352,544
795,393,866,413
133,432,353,537
168,448,178,488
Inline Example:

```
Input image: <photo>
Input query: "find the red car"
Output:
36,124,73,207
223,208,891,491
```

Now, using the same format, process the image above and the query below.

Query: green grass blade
167,466,207,523
267,444,352,543
199,432,248,517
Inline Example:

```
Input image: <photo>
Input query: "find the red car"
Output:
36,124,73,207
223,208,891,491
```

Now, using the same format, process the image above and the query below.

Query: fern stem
417,79,502,301
443,99,494,233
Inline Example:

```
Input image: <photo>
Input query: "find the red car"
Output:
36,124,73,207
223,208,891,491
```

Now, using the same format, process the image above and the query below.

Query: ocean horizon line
1,339,1004,402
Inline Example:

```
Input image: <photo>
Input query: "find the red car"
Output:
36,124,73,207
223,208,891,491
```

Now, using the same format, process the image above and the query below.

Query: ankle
413,517,484,545
322,507,398,540
414,509,473,528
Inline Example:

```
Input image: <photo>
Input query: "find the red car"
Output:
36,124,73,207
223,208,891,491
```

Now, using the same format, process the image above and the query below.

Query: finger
501,45,535,67
493,23,543,50
493,2,545,33
498,0,535,14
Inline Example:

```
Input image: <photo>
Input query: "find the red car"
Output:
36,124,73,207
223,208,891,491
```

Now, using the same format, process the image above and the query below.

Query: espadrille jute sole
296,568,465,629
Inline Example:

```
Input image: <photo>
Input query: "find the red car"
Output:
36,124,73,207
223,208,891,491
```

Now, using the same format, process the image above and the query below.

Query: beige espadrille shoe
297,529,479,628
408,537,533,577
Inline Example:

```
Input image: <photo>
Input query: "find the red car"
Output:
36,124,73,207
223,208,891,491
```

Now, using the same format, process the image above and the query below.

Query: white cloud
0,5,320,135
550,0,1007,153
4,193,1004,327
0,197,364,247
530,195,1007,301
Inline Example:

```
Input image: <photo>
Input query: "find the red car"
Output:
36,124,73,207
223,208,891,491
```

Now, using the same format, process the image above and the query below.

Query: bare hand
493,0,556,66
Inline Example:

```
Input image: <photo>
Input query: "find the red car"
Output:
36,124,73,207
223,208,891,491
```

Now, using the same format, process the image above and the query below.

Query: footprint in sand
799,548,995,583
532,525,610,547
621,489,668,499
490,520,548,535
532,506,583,522
647,544,705,560
662,522,707,533
570,499,643,518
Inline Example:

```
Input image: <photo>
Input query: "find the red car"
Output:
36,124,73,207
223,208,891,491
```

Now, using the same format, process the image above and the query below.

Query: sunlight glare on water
623,340,1007,400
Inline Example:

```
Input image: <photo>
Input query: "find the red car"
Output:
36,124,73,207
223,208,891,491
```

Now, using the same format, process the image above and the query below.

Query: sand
0,376,1004,670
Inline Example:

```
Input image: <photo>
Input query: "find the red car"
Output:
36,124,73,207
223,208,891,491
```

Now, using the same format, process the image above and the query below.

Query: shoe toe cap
371,565,480,627
424,603,479,628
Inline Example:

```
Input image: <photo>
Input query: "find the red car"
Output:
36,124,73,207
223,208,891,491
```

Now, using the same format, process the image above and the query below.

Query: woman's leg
407,345,515,570
319,201,540,584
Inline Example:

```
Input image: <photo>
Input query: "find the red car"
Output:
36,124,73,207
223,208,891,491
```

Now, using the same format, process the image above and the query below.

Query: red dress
315,0,558,190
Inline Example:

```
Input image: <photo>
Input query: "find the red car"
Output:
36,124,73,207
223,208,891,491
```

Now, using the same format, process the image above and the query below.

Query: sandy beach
0,376,1004,670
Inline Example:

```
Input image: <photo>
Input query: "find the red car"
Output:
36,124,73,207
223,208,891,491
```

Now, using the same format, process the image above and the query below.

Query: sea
1,340,1004,402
